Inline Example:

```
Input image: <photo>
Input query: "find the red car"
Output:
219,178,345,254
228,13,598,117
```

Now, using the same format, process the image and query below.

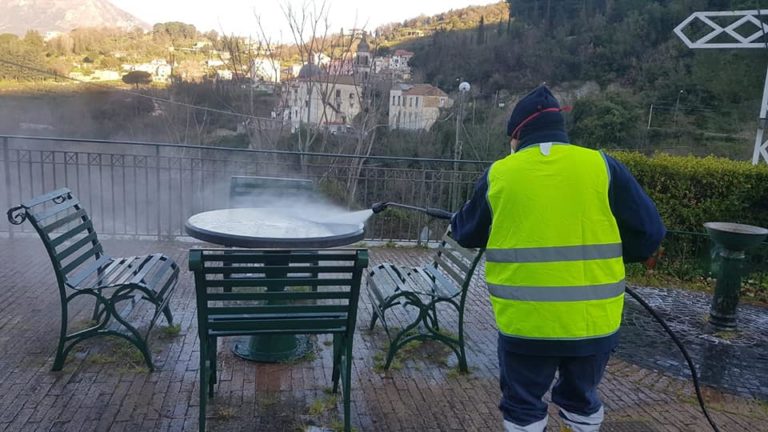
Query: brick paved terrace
0,237,766,432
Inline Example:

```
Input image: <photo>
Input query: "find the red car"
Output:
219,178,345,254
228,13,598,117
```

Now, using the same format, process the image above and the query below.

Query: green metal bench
189,248,368,432
229,175,317,208
7,188,179,371
366,230,484,372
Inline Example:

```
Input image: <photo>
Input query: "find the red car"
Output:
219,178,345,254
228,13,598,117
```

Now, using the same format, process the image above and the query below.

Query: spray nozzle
371,202,390,214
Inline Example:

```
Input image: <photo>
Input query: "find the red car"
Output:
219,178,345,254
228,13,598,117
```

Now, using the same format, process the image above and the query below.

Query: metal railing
0,135,490,242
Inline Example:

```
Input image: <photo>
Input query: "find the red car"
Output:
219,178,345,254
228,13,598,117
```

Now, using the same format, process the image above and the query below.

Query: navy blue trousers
498,343,611,426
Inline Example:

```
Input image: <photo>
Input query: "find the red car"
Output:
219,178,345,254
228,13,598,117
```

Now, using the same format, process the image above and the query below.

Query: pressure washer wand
371,202,454,220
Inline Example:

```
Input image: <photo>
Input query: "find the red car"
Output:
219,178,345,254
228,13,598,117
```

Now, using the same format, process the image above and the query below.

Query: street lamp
674,89,685,129
452,81,471,209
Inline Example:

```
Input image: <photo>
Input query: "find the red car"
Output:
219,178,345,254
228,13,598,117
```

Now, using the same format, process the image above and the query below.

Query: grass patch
215,406,236,420
446,366,472,379
372,328,454,371
283,347,317,365
85,337,147,372
160,323,181,338
308,394,338,416
258,393,279,410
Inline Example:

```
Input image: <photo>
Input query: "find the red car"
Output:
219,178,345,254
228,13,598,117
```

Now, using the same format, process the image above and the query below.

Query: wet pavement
617,286,768,399
0,238,765,431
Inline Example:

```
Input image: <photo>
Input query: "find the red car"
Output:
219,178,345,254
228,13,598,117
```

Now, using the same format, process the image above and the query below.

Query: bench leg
368,306,379,331
52,305,70,372
383,307,424,370
162,303,174,326
430,304,440,332
331,334,342,394
199,345,209,432
208,336,217,398
342,337,353,432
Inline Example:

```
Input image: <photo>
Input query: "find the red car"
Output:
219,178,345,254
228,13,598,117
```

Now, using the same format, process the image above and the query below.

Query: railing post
3,137,13,239
155,145,162,239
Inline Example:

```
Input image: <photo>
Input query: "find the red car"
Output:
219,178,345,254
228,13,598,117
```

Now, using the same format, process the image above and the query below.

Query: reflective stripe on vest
486,243,622,263
485,143,625,341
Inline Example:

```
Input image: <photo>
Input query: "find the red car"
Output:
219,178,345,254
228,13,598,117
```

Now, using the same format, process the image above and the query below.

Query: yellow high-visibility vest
486,143,625,340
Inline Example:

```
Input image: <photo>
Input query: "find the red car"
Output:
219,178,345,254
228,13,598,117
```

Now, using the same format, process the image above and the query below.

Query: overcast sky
110,0,502,40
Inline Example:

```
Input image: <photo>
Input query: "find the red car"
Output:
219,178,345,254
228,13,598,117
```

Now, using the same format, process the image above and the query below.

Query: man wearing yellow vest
451,85,665,432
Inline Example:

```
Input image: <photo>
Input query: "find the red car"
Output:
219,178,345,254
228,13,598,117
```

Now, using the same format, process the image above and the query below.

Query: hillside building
388,83,452,131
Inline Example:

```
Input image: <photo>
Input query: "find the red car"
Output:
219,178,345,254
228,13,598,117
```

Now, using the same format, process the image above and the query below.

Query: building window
409,97,412,108
439,98,445,107
392,95,396,106
397,95,401,106
415,97,419,108
336,89,341,98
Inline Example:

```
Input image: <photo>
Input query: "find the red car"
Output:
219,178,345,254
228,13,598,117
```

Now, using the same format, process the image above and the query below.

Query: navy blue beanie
507,85,569,148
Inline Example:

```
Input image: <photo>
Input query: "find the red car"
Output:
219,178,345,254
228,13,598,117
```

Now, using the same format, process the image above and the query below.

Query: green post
708,249,745,329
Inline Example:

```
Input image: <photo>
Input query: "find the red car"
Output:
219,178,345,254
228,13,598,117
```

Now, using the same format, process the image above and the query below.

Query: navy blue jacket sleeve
451,169,493,248
604,153,666,263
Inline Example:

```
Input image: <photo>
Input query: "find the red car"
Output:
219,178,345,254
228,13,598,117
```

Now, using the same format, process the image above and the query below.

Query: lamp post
452,81,471,209
673,89,685,129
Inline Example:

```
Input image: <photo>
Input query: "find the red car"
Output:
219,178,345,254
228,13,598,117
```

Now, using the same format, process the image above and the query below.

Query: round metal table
185,208,365,362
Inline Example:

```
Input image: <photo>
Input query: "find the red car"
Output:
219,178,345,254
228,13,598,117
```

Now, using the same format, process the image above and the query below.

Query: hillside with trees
397,0,768,159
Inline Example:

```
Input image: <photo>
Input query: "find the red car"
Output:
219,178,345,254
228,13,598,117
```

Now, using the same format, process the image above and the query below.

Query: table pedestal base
233,335,312,363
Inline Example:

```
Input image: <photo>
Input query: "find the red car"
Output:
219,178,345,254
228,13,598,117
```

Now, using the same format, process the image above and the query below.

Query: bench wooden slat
208,317,348,332
201,265,356,274
112,257,147,286
100,257,140,286
22,188,71,207
145,257,176,290
201,252,358,264
60,246,100,276
438,248,472,274
443,235,477,261
208,305,350,315
66,255,112,288
434,255,468,288
421,266,461,299
33,198,80,222
202,278,355,289
129,254,163,285
49,221,92,248
56,232,98,262
366,267,394,304
205,291,351,301
42,209,88,233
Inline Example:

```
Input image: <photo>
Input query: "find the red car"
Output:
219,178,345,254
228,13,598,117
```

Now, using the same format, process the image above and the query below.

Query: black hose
624,286,721,432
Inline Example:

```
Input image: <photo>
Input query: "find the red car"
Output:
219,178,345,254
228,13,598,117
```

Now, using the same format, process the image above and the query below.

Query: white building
373,49,414,81
283,66,364,132
389,83,452,131
250,58,281,83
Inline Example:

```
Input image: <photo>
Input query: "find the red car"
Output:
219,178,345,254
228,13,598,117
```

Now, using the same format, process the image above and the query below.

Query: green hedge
610,152,768,232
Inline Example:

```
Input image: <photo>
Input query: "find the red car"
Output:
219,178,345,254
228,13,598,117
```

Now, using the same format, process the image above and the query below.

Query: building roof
297,63,323,79
402,84,448,98
394,49,415,57
298,73,362,87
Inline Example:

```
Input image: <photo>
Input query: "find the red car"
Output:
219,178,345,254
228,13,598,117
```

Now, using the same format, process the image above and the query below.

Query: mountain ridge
0,0,148,35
